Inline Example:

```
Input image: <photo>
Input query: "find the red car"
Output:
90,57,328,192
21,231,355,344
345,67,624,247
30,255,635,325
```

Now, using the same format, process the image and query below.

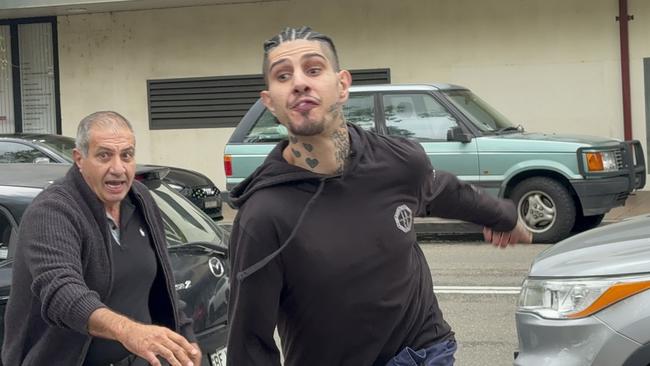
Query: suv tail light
224,155,232,177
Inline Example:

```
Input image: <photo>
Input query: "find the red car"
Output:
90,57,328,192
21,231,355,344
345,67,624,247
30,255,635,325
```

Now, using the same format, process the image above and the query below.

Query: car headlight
583,150,618,172
518,276,650,319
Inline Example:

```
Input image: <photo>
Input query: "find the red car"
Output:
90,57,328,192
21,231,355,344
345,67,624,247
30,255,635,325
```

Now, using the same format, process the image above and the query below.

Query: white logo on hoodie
394,204,413,233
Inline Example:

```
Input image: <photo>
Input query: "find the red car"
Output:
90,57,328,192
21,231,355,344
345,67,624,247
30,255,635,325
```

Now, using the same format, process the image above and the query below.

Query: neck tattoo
331,122,350,174
285,106,349,173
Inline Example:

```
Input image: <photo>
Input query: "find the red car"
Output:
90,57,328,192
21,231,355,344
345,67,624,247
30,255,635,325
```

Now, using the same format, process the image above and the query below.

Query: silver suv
515,215,650,365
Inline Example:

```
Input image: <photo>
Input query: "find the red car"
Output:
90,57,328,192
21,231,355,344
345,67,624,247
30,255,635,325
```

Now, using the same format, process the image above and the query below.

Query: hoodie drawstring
236,178,327,282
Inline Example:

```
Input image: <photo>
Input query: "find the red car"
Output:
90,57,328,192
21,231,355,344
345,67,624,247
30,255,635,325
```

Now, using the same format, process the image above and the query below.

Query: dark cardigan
2,165,194,366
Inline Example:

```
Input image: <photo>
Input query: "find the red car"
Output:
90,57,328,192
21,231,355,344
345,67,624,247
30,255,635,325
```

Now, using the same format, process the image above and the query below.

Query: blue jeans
385,339,457,366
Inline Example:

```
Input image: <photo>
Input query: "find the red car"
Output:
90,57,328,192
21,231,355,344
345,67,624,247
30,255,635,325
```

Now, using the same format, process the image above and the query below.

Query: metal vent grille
147,69,390,130
350,68,391,85
615,149,624,169
148,74,264,130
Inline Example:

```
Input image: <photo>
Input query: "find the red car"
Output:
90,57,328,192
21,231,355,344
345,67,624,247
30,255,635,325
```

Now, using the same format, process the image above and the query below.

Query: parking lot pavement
421,242,551,366
604,190,650,221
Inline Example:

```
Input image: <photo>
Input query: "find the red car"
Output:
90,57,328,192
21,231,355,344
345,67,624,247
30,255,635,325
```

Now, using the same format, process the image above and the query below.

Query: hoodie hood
229,123,366,208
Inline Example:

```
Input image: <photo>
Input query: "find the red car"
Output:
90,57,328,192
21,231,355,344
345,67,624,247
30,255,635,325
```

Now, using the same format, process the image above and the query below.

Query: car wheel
572,213,605,233
510,177,576,243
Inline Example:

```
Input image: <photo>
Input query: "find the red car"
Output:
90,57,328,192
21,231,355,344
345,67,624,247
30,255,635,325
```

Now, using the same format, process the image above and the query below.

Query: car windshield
442,90,516,133
33,135,75,162
149,183,226,248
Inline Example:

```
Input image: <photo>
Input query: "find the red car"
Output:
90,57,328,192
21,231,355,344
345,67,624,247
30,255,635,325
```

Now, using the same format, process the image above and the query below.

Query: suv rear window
243,94,376,143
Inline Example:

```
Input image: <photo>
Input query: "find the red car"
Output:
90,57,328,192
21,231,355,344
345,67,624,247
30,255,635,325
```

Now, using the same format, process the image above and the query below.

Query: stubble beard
286,102,342,137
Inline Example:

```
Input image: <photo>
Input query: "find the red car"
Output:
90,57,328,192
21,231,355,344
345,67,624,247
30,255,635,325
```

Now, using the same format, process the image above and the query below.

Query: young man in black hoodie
227,27,532,366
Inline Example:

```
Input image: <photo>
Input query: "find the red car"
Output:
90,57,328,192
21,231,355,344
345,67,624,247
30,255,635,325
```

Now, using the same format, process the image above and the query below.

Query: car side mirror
447,126,473,143
33,157,51,164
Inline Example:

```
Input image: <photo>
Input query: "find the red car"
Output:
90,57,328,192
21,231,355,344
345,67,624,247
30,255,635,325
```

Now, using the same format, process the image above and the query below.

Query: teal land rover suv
224,84,645,243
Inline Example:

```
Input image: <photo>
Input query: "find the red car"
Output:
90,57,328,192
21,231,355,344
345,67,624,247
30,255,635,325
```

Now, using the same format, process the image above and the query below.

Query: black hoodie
227,124,517,366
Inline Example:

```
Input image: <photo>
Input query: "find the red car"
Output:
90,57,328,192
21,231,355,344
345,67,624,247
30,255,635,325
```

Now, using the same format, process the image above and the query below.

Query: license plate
210,347,227,366
204,198,219,209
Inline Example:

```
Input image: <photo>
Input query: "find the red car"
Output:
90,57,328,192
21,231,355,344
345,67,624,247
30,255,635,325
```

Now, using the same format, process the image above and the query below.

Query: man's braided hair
262,26,340,83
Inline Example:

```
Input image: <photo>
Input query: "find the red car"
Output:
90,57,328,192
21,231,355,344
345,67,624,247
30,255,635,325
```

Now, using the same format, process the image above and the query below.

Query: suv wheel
510,177,576,243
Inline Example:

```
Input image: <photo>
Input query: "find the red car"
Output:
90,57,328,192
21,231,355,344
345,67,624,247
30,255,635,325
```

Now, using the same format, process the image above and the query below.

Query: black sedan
0,164,229,366
0,134,223,220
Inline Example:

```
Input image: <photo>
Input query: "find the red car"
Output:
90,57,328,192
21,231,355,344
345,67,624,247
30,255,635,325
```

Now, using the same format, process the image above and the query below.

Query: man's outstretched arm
418,169,532,245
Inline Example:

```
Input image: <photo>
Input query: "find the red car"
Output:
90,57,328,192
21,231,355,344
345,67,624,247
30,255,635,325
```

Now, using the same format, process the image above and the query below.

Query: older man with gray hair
2,111,200,366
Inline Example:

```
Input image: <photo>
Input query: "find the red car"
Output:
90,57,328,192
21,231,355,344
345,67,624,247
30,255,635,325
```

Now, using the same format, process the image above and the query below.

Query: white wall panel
0,26,14,134
19,22,56,133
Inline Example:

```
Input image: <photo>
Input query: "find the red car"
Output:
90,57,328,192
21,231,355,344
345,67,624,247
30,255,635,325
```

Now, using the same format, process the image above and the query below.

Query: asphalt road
421,241,552,366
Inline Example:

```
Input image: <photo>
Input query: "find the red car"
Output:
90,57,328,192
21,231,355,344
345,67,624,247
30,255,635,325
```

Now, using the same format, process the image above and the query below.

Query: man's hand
88,308,199,366
119,322,199,366
189,342,202,366
483,220,533,248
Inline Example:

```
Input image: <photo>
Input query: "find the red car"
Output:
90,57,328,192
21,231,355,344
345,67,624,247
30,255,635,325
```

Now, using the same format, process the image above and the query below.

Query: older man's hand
483,220,533,248
189,343,202,366
88,308,199,366
120,322,198,366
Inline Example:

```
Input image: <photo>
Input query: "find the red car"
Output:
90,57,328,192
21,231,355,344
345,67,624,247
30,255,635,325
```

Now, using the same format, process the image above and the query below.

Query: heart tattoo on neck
306,157,319,168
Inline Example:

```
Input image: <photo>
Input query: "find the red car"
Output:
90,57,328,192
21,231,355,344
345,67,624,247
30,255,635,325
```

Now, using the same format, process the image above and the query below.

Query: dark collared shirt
83,194,158,366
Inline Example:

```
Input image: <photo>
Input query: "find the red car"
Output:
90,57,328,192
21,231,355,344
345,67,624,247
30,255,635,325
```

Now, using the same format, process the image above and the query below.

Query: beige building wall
56,0,649,189
630,0,649,158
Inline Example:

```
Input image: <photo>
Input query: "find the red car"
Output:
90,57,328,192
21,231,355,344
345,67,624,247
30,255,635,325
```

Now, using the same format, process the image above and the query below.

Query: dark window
0,141,48,163
147,69,390,130
149,184,221,247
0,17,61,134
383,93,458,141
